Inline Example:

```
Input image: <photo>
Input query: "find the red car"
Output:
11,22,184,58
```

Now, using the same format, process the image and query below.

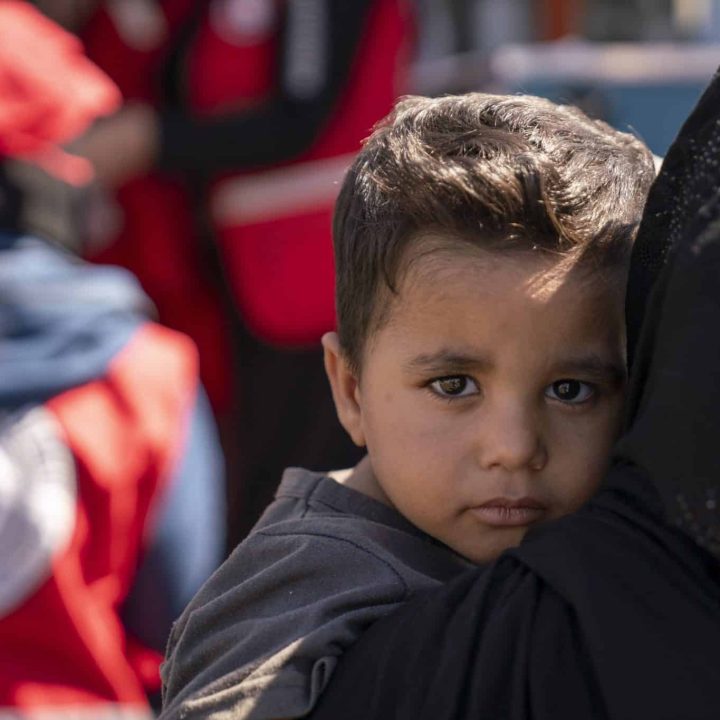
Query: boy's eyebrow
404,351,626,383
553,355,627,384
404,350,494,374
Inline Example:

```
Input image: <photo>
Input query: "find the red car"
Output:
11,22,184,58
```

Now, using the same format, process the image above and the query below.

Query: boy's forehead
386,239,617,330
364,239,626,380
361,231,625,366
395,232,594,302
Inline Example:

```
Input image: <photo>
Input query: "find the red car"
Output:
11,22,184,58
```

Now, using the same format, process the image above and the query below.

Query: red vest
0,323,197,716
83,0,413,412
200,0,413,347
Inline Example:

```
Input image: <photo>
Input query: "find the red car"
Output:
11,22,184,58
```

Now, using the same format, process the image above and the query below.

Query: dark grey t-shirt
160,468,471,719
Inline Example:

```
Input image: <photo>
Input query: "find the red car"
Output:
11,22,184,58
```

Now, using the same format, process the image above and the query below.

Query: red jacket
0,324,199,716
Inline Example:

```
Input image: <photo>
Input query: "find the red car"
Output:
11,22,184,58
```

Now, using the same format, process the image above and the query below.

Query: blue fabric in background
0,230,225,651
515,81,705,156
0,232,149,406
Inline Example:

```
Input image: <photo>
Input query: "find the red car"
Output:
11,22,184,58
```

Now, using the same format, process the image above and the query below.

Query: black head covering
625,70,720,373
617,69,720,555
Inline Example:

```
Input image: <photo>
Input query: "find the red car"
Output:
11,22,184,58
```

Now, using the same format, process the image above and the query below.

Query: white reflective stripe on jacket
210,152,356,226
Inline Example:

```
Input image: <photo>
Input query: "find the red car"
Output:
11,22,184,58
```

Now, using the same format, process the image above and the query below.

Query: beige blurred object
491,40,720,84
106,0,168,50
68,103,160,188
673,0,713,34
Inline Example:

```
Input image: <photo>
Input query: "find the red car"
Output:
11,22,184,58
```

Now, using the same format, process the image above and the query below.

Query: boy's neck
329,455,394,508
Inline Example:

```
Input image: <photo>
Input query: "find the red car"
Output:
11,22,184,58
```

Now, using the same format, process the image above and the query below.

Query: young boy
159,92,655,720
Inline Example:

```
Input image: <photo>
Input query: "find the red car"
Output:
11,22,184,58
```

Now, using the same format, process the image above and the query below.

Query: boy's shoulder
251,466,467,583
160,467,469,720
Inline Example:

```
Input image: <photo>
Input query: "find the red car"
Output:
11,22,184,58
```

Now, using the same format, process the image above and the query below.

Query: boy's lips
469,497,547,527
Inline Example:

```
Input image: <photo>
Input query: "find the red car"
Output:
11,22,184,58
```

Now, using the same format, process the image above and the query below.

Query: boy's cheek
374,405,466,455
365,404,454,464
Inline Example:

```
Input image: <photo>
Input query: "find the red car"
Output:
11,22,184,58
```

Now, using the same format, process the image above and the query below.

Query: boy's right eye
429,376,479,398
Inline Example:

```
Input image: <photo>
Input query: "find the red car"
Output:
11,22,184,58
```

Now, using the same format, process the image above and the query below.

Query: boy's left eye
544,379,595,404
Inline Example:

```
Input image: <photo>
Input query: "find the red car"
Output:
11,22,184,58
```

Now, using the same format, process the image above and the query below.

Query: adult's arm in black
308,70,720,720
310,473,720,720
157,0,377,174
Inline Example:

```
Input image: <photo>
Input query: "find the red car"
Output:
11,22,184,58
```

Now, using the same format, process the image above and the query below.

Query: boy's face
326,239,627,564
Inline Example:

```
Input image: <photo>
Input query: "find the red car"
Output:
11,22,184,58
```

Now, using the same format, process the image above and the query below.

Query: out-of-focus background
0,1,718,717
415,0,720,154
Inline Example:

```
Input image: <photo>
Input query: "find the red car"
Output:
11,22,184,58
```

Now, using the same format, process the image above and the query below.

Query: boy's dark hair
333,92,656,372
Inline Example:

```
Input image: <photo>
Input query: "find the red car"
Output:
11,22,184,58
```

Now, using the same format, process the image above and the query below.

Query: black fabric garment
312,476,720,719
157,0,376,174
308,72,720,719
228,335,363,546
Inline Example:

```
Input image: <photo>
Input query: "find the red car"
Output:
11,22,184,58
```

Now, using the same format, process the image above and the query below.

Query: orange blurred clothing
0,0,120,182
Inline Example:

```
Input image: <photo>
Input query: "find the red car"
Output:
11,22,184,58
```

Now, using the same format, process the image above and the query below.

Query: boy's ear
322,332,366,447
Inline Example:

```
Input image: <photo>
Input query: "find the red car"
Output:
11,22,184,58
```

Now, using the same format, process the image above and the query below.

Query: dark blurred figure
49,0,416,548
0,3,224,715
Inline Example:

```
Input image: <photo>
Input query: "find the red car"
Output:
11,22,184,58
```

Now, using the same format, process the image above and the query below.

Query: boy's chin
449,527,529,566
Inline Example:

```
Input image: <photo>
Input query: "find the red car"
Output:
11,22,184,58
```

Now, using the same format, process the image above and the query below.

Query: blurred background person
0,2,224,715
37,0,417,548
412,0,720,154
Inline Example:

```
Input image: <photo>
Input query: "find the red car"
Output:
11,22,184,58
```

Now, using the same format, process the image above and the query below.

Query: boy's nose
476,402,547,473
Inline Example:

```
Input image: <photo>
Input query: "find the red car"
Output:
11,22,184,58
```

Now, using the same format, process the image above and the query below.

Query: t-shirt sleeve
159,528,410,719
